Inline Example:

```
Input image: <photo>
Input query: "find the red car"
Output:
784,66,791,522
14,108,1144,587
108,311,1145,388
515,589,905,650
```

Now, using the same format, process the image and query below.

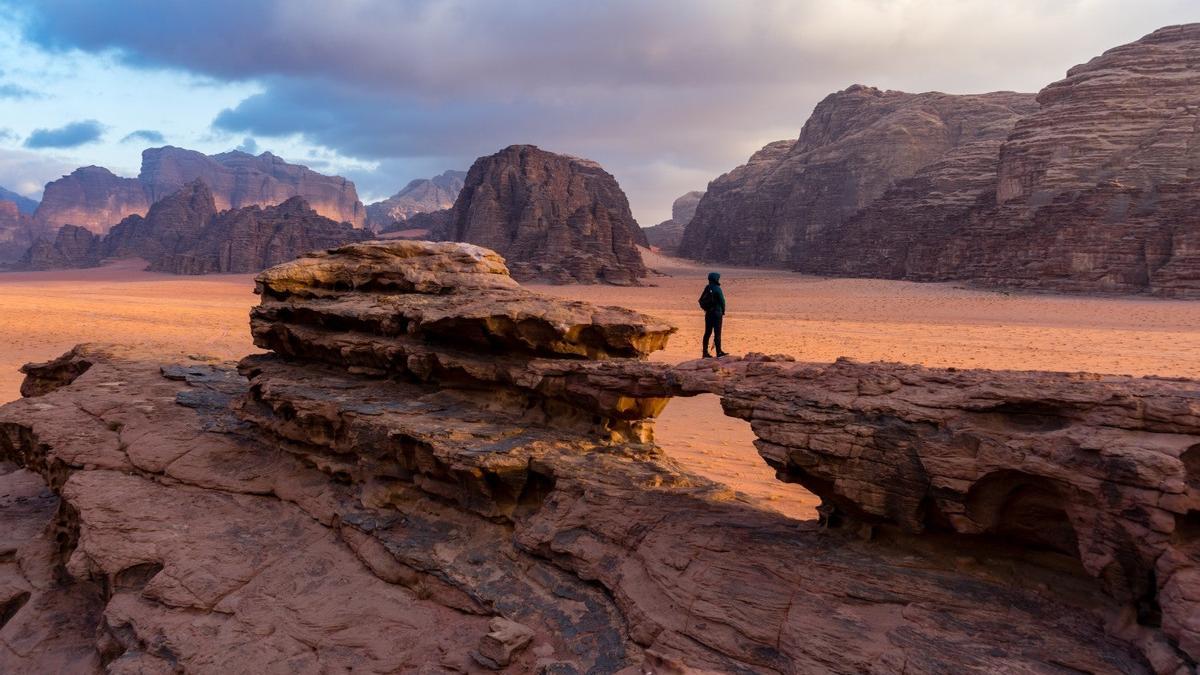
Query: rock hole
0,591,30,629
1182,444,1200,491
965,470,1080,558
655,393,819,521
1174,511,1200,545
969,402,1072,433
114,562,164,592
1136,570,1163,627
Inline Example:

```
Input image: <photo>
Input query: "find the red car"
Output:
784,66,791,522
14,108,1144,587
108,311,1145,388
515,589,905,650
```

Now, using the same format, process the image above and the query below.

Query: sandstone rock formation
140,147,365,228
34,147,366,235
21,225,99,270
33,166,150,236
1,240,1195,672
366,169,467,231
642,190,703,254
439,145,648,284
679,86,1037,266
24,180,368,274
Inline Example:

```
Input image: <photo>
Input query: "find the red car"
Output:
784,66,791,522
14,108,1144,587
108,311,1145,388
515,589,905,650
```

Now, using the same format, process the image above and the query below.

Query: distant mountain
23,179,368,273
642,190,703,254
0,186,38,214
365,170,467,231
33,146,366,235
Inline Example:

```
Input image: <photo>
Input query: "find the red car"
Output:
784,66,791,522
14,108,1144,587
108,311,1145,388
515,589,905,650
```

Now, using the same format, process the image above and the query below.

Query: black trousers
703,311,723,353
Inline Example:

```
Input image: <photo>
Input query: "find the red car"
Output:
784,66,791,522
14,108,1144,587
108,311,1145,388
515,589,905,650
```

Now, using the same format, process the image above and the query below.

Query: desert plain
2,249,1199,520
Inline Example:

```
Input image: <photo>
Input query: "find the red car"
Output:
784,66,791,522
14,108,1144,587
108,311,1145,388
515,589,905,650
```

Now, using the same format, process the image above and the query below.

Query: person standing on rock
699,271,728,358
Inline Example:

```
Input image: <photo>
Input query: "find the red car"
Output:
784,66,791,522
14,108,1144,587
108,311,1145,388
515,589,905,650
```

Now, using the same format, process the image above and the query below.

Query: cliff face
1,242,1195,672
141,147,366,228
944,23,1200,295
365,170,467,231
643,190,704,254
32,147,366,235
26,180,368,274
678,87,1037,266
708,25,1200,296
440,145,646,284
33,166,151,236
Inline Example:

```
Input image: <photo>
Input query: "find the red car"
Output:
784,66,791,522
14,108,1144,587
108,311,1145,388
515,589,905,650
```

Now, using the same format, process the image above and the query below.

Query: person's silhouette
698,271,728,358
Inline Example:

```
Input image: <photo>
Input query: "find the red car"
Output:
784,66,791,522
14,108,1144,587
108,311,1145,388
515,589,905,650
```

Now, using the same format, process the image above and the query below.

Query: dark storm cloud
9,0,1199,220
121,129,166,144
24,119,104,148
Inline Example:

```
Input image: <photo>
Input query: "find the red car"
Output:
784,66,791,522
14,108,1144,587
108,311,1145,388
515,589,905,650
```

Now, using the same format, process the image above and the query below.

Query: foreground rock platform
1,241,1196,673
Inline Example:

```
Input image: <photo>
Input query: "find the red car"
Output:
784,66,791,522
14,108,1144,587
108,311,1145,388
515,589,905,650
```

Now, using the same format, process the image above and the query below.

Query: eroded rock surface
1,240,1195,673
438,145,648,284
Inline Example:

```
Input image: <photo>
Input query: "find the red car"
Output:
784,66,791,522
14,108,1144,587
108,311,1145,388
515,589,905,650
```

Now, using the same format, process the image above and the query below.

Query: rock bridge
1,240,1197,673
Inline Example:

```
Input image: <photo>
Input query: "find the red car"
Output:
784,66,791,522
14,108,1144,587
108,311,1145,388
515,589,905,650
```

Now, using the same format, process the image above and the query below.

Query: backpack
698,286,717,311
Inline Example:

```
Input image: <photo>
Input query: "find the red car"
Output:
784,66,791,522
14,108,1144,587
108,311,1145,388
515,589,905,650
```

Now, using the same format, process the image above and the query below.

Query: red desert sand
3,250,1199,519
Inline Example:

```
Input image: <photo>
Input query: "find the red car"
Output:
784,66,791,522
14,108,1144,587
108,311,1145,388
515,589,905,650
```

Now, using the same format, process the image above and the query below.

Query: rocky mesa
436,145,648,284
1,240,1196,673
34,146,366,235
23,180,369,274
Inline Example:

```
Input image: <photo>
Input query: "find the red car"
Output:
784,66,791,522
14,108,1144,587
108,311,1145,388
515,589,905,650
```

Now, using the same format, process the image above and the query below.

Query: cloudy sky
0,1,1195,224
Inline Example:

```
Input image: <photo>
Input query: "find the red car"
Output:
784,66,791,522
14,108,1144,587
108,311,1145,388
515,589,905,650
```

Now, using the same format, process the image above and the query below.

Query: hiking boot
716,351,729,358
702,351,713,358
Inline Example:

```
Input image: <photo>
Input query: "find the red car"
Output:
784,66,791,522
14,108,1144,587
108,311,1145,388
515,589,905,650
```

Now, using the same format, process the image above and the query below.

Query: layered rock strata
0,241,1196,672
34,146,365,235
438,145,648,284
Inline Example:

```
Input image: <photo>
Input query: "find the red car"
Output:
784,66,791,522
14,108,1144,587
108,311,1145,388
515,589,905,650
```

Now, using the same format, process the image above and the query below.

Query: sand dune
2,252,1198,518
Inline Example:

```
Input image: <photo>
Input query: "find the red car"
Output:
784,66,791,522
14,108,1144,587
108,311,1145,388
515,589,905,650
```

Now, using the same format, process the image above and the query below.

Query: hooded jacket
702,272,726,315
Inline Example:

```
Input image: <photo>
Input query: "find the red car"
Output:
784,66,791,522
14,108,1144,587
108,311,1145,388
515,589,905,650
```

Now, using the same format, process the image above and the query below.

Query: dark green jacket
703,272,726,315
